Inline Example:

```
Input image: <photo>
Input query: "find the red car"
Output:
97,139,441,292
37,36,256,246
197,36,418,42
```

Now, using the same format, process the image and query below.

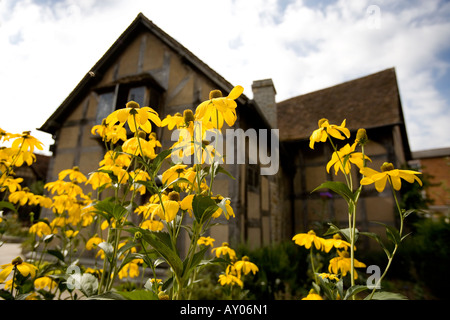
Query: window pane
128,86,146,107
96,92,115,124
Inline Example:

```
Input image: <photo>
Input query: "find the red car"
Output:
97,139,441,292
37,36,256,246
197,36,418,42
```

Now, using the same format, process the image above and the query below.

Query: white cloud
0,0,449,154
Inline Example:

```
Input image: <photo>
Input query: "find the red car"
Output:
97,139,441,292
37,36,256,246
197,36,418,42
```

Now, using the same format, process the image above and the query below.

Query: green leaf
323,223,357,244
0,201,17,213
359,231,391,258
87,291,128,300
47,249,65,262
182,246,209,281
117,289,158,300
372,221,401,245
150,149,173,176
128,227,183,278
94,198,127,221
365,291,407,300
312,181,355,203
344,285,369,300
215,164,236,180
192,195,219,223
162,177,193,192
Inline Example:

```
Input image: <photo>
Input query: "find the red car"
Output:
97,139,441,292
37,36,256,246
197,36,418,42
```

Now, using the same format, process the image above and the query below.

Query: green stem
310,247,318,284
367,177,404,299
11,266,17,297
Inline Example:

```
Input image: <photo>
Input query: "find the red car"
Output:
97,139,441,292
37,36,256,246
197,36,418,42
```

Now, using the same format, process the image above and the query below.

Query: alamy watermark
366,265,381,289
170,121,280,176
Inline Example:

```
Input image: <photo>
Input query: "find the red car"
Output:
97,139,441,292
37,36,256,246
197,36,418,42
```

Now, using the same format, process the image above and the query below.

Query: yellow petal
228,85,244,100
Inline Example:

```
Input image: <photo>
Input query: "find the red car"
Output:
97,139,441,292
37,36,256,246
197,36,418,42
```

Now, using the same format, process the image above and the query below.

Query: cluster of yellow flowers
1,85,257,300
210,241,259,289
293,230,366,281
296,119,423,300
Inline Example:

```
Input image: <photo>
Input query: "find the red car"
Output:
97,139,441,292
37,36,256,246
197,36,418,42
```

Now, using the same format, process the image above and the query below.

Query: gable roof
39,13,259,134
277,68,409,145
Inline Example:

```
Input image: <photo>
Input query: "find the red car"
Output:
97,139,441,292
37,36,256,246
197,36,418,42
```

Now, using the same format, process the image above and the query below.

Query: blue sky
1,0,449,154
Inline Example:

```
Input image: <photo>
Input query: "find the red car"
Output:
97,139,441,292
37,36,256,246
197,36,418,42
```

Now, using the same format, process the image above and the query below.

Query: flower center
381,162,395,172
183,109,195,123
168,191,180,202
126,101,140,109
209,90,223,99
12,256,23,266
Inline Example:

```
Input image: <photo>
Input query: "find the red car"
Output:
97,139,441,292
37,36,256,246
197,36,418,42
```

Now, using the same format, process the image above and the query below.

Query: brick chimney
252,79,277,128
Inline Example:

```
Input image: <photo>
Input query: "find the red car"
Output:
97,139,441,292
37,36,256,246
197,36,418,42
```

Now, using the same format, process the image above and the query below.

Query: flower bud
209,89,223,99
134,231,143,240
355,128,368,146
381,162,395,172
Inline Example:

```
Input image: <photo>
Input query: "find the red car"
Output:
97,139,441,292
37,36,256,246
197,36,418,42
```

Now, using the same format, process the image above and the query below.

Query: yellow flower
0,176,23,193
91,120,127,143
328,250,366,279
360,162,422,193
8,188,35,206
211,197,235,220
86,171,112,190
29,221,52,238
180,194,194,217
135,203,159,219
58,166,87,183
122,135,157,159
118,260,140,279
99,150,132,168
211,242,237,260
321,233,352,253
302,289,323,300
34,276,58,291
326,142,371,175
30,195,53,208
105,100,162,133
309,119,350,149
65,230,79,239
86,236,104,250
11,131,44,153
161,164,187,187
0,257,38,283
292,230,324,251
161,112,184,130
197,236,215,247
218,273,243,288
141,219,164,231
129,169,151,195
195,86,244,129
154,192,180,223
234,256,259,275
318,273,340,281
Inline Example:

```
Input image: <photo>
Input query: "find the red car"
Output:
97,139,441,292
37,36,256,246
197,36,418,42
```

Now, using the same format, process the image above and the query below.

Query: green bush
237,241,310,300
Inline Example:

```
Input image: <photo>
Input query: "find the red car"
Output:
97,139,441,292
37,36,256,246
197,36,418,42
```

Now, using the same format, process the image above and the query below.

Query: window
94,83,162,137
95,92,115,125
